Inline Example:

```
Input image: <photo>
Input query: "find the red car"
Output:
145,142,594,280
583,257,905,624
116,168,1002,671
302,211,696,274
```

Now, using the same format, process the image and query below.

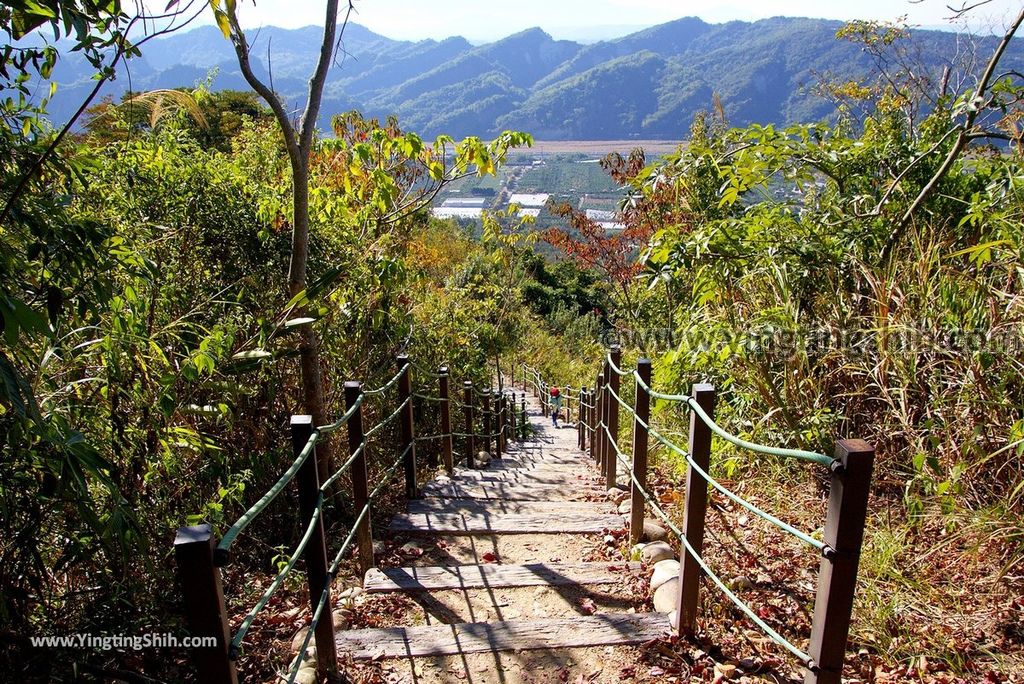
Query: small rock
668,610,678,630
332,608,352,630
294,664,317,684
476,450,492,464
650,558,680,591
714,662,738,680
641,541,674,564
435,475,452,484
604,534,616,546
372,541,387,555
653,576,679,612
400,541,423,557
642,519,669,542
290,627,312,654
732,575,755,591
336,586,364,605
606,487,628,505
617,499,632,514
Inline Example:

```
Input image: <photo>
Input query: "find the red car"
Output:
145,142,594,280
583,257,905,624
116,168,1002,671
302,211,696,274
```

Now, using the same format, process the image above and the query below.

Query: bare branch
880,6,1024,263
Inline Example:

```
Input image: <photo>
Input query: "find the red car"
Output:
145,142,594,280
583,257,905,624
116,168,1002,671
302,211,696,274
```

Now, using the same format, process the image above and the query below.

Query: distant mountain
47,16,1024,140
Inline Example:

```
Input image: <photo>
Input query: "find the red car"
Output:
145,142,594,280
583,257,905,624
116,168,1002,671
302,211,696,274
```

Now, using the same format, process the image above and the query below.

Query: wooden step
421,482,602,501
451,470,597,485
334,613,670,659
363,560,641,592
389,511,625,535
407,498,613,515
485,458,591,470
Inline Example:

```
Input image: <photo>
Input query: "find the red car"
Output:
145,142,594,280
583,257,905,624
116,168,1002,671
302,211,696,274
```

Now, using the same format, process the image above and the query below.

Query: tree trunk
289,162,331,484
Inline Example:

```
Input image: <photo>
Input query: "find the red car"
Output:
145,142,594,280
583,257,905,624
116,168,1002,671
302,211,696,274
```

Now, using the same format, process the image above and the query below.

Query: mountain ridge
48,15,1024,140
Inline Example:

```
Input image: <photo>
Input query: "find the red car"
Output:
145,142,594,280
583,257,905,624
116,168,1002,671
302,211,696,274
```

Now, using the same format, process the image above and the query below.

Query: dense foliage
530,22,1024,675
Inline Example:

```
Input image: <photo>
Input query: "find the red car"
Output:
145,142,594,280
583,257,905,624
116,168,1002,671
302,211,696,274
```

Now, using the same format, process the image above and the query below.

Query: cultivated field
511,139,684,156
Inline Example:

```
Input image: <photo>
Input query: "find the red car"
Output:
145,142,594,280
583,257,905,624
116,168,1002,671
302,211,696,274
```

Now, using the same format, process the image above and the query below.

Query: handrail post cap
174,523,213,547
344,380,362,390
290,415,314,426
439,366,449,375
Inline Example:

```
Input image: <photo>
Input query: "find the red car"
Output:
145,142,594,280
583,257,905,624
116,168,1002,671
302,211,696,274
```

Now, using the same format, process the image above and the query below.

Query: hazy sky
181,0,1023,42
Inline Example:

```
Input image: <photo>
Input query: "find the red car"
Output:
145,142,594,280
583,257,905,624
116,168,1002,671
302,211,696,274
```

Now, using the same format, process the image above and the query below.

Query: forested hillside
4,2,1024,683
48,16,1024,139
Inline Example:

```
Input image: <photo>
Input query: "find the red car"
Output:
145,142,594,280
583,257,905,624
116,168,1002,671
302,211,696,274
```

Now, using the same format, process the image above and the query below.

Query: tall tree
216,0,353,475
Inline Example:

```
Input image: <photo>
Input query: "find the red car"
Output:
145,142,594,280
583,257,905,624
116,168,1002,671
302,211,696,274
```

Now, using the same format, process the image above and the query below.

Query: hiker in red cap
549,386,563,428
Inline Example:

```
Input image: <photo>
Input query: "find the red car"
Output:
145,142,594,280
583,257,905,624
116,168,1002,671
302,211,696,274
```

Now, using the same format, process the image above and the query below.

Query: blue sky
188,0,1023,41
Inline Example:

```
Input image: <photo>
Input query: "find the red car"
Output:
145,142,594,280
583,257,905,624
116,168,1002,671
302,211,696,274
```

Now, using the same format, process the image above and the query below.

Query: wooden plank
486,458,591,470
451,470,598,485
407,499,612,515
363,561,641,592
334,613,670,659
420,482,602,502
388,511,625,535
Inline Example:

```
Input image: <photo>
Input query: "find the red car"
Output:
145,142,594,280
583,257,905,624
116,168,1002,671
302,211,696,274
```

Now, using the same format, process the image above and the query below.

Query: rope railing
320,440,366,494
229,495,324,654
621,357,834,467
528,350,875,683
177,354,538,684
216,431,318,556
364,395,411,438
363,362,409,396
603,383,823,549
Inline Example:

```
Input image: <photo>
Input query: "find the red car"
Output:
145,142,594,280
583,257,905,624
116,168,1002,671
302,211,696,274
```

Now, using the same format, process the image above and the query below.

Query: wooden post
578,386,587,450
591,380,599,462
598,364,609,474
439,368,453,473
629,360,652,546
606,345,622,489
396,356,417,499
676,384,715,636
482,389,492,455
520,393,527,440
804,440,875,684
463,381,476,466
292,416,338,675
494,391,504,458
565,386,572,424
507,392,515,442
173,524,238,684
344,382,373,576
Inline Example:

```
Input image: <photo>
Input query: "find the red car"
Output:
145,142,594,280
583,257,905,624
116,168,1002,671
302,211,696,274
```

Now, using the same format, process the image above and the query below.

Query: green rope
684,395,834,467
606,383,823,548
617,448,814,665
415,434,448,442
605,353,633,376
364,363,409,396
411,362,448,379
364,396,411,438
230,494,324,653
317,393,365,433
629,370,834,467
369,443,411,502
413,393,445,402
319,440,366,493
284,503,369,683
218,431,318,555
682,451,824,550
